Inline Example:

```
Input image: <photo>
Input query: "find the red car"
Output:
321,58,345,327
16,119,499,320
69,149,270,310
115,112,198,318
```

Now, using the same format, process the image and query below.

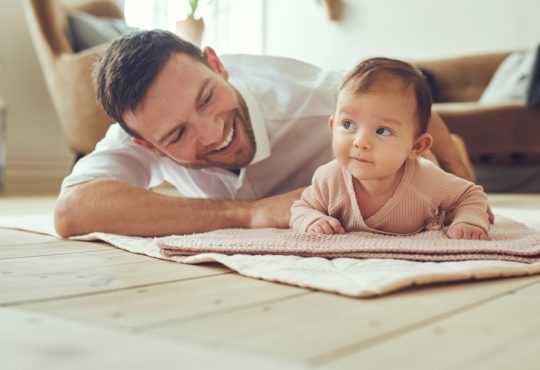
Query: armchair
24,0,122,159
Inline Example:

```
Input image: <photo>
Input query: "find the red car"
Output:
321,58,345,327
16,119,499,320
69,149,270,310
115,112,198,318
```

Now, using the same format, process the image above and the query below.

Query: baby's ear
409,133,433,159
328,116,334,131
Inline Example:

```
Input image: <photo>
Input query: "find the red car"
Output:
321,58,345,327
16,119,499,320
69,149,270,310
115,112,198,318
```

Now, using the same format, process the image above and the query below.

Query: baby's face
330,84,420,182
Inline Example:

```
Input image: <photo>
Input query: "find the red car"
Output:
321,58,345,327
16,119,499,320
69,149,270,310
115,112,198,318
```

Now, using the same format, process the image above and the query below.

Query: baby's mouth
353,156,372,163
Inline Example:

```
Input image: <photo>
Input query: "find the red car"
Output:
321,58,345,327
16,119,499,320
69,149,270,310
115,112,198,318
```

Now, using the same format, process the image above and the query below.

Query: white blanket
1,209,539,298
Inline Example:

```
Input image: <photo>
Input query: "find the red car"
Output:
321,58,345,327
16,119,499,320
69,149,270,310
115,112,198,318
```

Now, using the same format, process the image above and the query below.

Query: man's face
124,52,256,170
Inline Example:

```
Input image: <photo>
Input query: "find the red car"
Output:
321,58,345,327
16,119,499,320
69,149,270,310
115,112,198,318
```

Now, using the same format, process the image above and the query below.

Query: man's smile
212,123,235,153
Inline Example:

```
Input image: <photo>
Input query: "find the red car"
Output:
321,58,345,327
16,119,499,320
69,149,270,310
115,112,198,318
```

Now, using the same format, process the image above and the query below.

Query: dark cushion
526,44,540,108
68,10,135,52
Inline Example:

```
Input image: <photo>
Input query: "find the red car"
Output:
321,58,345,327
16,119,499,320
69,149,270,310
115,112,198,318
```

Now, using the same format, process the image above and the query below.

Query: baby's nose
353,132,371,149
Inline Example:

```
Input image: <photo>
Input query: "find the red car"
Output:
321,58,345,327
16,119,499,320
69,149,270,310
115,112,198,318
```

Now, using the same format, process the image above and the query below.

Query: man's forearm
427,111,474,182
54,178,304,237
54,178,252,237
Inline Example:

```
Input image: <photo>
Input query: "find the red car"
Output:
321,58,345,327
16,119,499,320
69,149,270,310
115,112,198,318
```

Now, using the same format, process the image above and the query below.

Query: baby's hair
338,57,432,135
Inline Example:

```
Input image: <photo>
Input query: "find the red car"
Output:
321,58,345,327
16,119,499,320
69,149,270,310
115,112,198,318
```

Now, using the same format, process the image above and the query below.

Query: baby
290,57,490,240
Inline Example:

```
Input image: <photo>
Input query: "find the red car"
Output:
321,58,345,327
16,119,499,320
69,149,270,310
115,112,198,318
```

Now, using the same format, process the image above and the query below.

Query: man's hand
447,223,488,240
306,216,345,235
249,188,305,229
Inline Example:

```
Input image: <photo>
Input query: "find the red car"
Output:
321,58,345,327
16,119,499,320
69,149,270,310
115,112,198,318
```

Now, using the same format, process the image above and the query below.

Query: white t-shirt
62,54,344,200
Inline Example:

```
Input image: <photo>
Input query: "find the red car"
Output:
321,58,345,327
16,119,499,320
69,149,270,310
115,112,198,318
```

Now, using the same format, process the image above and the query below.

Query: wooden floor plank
0,247,158,275
319,278,540,370
1,307,309,370
21,273,309,330
144,275,540,364
0,249,230,305
0,240,114,259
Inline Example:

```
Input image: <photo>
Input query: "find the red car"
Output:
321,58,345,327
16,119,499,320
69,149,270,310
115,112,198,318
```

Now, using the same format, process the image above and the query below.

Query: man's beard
176,89,257,171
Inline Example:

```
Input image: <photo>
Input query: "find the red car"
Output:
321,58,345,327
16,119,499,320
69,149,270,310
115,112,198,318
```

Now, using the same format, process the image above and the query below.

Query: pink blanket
158,217,540,263
1,212,540,297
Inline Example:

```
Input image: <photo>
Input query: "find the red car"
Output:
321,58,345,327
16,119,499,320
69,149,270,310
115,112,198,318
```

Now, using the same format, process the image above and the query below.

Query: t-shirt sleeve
61,124,163,191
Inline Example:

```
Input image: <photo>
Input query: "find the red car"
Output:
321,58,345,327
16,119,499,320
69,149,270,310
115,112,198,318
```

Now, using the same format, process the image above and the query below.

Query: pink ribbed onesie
290,158,490,235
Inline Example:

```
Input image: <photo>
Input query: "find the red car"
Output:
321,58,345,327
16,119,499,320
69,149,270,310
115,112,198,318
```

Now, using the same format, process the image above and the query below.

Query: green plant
188,0,199,17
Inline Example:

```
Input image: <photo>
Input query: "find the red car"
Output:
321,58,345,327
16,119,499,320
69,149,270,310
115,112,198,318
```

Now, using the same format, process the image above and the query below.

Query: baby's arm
439,176,490,240
290,165,345,234
290,185,344,234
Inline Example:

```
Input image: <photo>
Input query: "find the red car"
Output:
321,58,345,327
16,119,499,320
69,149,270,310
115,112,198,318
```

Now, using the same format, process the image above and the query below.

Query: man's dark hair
339,57,432,135
93,30,206,138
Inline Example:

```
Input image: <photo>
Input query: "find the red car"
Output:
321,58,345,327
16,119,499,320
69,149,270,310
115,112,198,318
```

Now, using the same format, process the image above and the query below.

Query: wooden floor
1,193,540,370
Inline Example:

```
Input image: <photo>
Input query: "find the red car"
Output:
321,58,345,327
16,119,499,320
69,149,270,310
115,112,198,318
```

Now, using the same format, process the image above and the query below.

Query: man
54,30,475,237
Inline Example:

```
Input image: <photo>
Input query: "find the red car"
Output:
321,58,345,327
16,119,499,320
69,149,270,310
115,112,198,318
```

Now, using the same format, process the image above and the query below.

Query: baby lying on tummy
290,57,490,240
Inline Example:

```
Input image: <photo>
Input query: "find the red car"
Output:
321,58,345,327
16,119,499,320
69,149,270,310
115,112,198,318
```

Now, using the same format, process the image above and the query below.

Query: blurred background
0,0,539,193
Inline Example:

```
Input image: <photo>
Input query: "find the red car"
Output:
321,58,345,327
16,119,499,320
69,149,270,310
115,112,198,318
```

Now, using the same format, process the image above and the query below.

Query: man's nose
353,131,371,150
195,114,225,146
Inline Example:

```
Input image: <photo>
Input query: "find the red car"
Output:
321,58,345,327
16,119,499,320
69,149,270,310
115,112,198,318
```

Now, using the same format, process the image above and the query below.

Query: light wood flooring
1,193,539,370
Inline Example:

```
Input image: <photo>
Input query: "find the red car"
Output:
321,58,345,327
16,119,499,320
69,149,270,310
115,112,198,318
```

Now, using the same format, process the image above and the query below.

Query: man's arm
426,113,495,223
54,178,304,237
427,111,475,182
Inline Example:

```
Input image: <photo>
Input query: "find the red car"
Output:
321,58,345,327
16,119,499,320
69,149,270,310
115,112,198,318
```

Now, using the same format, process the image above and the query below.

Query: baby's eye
376,127,392,136
343,121,356,130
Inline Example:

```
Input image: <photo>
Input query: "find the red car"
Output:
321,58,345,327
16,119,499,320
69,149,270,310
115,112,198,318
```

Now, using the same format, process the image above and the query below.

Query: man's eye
170,127,185,144
376,127,392,136
202,92,213,107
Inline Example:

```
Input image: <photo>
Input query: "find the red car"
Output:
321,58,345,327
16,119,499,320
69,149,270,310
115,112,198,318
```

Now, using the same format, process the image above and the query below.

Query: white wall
208,0,540,70
0,1,73,193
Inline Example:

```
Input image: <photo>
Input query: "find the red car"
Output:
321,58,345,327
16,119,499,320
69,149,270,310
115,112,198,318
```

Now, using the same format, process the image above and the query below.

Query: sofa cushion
479,49,535,105
526,45,540,108
68,10,135,52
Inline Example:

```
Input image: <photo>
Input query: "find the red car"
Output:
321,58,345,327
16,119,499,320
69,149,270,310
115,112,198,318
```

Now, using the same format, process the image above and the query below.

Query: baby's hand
307,216,345,234
447,223,488,240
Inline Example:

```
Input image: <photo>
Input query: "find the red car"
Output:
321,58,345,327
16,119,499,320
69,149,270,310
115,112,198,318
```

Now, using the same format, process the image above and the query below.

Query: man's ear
409,133,433,159
328,116,335,131
203,47,229,80
132,138,167,157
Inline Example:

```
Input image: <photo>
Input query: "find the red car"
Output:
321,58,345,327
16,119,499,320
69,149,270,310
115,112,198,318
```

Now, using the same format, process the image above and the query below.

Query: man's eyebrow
157,78,211,145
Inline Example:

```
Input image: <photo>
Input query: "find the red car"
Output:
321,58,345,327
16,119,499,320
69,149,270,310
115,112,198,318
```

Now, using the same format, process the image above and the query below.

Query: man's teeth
214,126,235,151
